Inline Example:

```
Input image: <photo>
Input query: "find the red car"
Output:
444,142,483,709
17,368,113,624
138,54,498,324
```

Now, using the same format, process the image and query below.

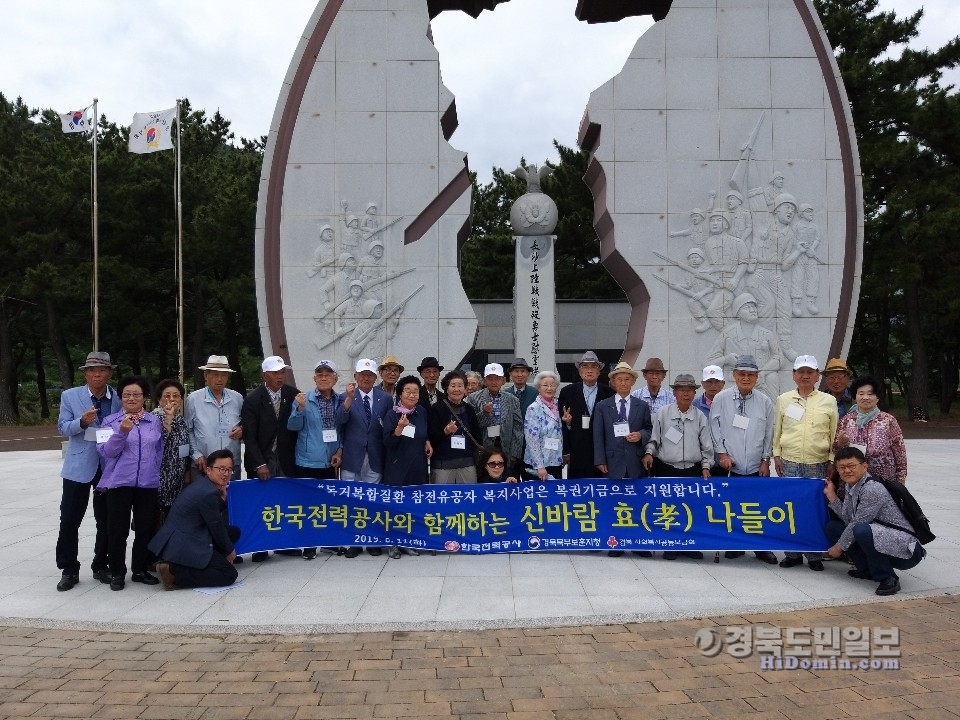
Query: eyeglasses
121,392,144,399
486,461,505,468
210,466,234,474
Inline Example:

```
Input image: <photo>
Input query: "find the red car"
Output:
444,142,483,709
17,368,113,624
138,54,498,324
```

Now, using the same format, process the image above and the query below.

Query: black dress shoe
233,556,243,564
110,576,125,591
779,557,804,568
131,572,160,585
302,548,317,560
848,568,872,579
724,551,745,559
57,574,79,592
93,568,112,584
684,551,704,560
663,551,678,560
366,548,383,557
754,551,778,564
608,550,623,557
251,552,268,562
276,549,303,557
876,576,901,596
808,559,824,571
343,547,361,558
633,551,653,558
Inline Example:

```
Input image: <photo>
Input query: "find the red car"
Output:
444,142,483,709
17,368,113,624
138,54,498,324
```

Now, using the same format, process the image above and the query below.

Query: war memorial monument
254,0,863,394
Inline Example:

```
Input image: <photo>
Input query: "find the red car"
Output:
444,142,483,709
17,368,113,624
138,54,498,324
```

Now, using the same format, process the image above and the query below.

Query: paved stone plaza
0,439,957,717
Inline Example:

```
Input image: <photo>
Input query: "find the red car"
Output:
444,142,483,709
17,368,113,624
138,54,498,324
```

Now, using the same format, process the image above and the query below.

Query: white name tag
178,443,190,458
451,435,466,450
785,403,805,421
665,426,683,444
217,424,232,438
83,426,99,442
613,422,630,438
487,424,500,438
851,443,867,454
401,424,416,438
581,416,591,430
322,429,338,443
544,437,561,451
95,428,114,444
732,414,750,430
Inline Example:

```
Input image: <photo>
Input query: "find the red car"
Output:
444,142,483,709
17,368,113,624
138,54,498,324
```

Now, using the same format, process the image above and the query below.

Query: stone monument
511,163,559,374
579,0,863,394
255,0,862,393
255,0,480,385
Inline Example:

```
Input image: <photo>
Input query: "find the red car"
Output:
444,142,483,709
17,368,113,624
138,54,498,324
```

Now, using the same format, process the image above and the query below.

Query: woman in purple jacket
97,376,164,590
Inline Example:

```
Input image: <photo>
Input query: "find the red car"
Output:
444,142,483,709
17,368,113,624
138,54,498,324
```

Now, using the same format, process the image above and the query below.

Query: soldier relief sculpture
657,114,826,398
307,202,421,361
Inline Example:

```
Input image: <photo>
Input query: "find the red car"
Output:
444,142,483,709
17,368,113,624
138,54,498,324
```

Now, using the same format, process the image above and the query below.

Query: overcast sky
2,0,957,183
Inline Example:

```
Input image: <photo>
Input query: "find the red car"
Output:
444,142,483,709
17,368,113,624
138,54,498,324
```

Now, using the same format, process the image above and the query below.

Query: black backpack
868,477,936,545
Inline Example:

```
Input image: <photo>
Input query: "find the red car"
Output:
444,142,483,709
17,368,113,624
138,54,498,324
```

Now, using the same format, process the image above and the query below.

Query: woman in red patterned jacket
833,377,907,484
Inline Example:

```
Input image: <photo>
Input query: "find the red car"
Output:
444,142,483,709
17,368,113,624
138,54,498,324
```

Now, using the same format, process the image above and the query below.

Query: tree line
0,97,263,423
1,0,958,424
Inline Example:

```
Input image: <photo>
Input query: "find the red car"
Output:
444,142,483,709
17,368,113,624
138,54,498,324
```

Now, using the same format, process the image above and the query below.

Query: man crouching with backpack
823,447,925,596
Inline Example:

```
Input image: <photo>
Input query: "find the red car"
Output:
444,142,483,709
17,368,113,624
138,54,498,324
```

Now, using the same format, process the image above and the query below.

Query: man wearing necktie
336,358,392,557
593,362,651,480
593,362,652,557
240,356,302,562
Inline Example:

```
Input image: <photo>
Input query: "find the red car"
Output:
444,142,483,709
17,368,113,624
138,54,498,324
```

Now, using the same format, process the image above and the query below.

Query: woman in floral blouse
153,379,192,515
833,377,907,483
523,370,565,481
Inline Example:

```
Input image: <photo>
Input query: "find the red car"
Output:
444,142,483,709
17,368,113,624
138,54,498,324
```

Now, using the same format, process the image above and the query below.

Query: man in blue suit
593,362,652,479
335,358,392,557
151,449,240,589
593,361,652,558
55,351,121,591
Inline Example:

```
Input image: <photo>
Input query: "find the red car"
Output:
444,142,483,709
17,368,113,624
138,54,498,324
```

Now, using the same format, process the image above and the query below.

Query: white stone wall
256,0,477,386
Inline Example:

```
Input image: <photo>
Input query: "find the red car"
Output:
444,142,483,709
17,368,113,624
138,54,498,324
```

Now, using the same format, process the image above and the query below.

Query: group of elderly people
55,348,920,596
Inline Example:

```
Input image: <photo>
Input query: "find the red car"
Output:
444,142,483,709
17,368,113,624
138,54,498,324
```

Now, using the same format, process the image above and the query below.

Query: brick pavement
2,595,958,719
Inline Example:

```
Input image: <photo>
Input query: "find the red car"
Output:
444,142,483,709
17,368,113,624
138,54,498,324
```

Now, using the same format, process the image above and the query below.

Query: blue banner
228,477,830,555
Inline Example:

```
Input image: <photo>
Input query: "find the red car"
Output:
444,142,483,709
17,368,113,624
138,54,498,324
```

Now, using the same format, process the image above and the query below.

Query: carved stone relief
654,114,827,397
579,0,863,395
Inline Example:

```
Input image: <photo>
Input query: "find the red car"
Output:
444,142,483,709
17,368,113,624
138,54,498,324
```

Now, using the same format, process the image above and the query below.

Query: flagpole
176,100,184,383
92,97,99,352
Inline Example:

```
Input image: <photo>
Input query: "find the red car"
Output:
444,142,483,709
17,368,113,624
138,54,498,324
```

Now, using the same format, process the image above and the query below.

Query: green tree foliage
461,141,625,301
815,0,960,417
0,93,263,423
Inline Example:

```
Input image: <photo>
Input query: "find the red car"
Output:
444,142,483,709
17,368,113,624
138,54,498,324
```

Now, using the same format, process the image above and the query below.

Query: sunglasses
486,461,505,468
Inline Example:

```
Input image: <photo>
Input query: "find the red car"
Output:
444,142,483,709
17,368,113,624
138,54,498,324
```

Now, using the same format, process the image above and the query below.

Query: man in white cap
185,355,244,482
694,365,725,418
240,356,302,562
709,354,779,564
336,358,393,557
241,356,299,482
467,362,523,467
54,351,122,591
559,351,614,479
773,355,839,571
